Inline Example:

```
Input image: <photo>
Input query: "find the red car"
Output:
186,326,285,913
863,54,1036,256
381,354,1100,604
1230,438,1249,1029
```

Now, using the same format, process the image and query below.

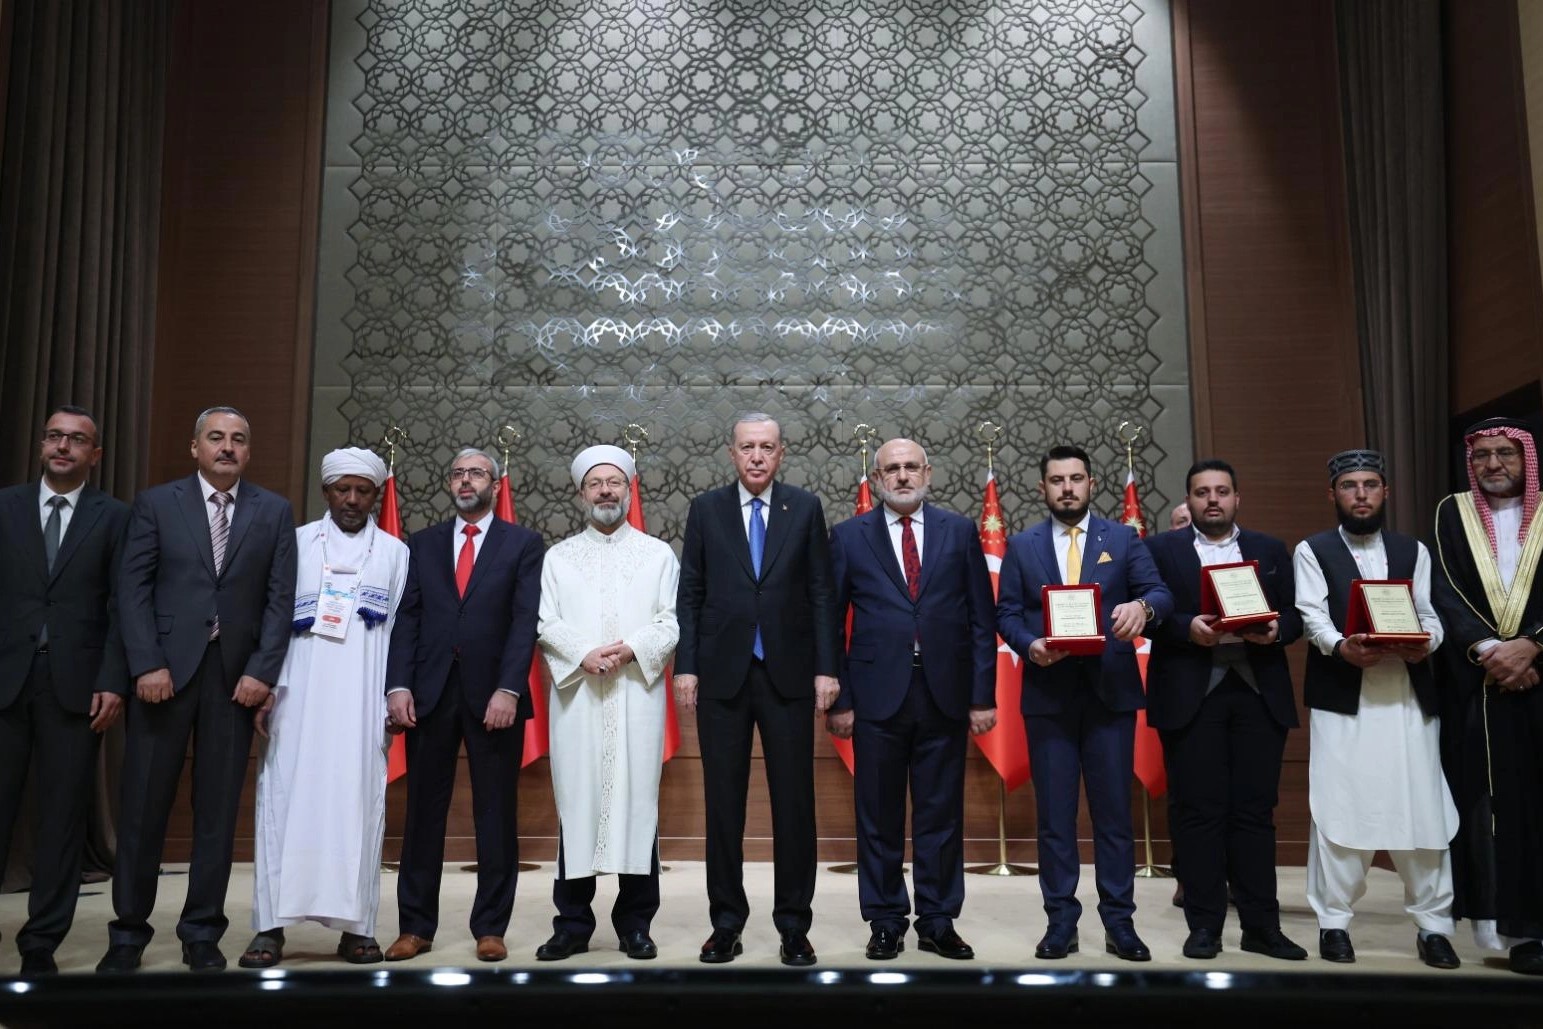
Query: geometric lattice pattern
335,0,1176,540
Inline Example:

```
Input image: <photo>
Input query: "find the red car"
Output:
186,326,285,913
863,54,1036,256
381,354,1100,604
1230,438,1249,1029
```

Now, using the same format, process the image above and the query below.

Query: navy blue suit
386,515,544,940
996,514,1172,932
830,503,996,936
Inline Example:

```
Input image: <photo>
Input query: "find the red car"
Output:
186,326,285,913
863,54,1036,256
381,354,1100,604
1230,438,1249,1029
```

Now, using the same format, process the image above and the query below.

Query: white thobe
252,515,408,934
1294,529,1458,933
538,521,680,878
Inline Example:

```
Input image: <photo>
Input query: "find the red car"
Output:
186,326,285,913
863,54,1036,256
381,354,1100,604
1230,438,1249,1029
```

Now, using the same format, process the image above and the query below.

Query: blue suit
830,503,996,936
996,514,1172,932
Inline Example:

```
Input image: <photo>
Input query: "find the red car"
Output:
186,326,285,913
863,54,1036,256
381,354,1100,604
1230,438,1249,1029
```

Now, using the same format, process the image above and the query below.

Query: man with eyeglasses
0,406,129,974
532,444,679,962
826,438,996,961
1432,417,1543,975
675,413,839,966
1293,450,1459,969
383,447,544,965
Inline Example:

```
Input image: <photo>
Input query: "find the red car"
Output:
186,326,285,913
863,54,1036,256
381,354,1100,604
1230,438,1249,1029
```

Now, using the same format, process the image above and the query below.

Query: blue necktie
750,497,765,660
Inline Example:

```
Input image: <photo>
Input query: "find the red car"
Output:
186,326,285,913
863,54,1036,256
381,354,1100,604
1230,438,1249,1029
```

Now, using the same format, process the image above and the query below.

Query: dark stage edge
0,967,1539,1027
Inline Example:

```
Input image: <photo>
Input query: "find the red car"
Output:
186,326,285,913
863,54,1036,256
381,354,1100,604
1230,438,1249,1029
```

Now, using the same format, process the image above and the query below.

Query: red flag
378,471,409,784
969,472,1031,791
828,480,870,776
626,472,682,763
1122,469,1167,798
497,472,550,768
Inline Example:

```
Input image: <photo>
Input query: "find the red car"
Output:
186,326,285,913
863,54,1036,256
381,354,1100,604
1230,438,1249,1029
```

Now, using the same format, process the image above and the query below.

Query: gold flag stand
380,427,410,873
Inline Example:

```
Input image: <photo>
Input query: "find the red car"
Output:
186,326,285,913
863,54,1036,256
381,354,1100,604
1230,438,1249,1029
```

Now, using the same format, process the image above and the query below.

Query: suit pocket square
1097,552,1114,564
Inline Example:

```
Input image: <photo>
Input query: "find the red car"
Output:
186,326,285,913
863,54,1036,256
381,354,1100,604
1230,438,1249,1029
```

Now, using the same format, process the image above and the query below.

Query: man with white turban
241,446,408,967
532,444,680,961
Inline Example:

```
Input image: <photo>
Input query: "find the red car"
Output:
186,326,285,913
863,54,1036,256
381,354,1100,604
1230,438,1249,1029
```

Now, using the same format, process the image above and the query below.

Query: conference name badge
313,565,359,641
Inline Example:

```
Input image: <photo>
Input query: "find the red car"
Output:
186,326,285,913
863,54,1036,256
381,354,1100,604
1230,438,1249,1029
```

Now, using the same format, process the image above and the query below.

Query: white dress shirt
737,481,774,539
39,481,85,538
197,472,241,528
452,508,496,566
1052,511,1091,583
883,503,925,579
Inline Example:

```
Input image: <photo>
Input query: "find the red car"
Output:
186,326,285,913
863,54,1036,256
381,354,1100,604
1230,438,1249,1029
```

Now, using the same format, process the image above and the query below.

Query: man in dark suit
382,447,544,965
827,438,997,961
996,444,1172,962
0,406,129,975
674,413,839,966
1144,459,1306,961
99,406,297,973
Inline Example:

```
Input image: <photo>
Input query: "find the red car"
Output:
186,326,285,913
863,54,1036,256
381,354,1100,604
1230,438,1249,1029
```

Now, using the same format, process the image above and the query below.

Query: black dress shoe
917,927,974,960
1182,927,1221,959
1318,928,1355,963
535,930,589,961
779,931,816,967
96,943,142,974
1240,927,1307,961
19,950,57,976
865,927,904,960
1034,926,1078,959
1508,940,1543,975
1172,882,1185,908
619,929,657,960
182,940,227,972
1104,925,1151,962
699,928,743,964
1416,932,1459,969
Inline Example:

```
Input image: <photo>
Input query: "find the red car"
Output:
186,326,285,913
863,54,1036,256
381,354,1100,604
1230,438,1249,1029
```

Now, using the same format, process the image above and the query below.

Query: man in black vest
1292,449,1459,969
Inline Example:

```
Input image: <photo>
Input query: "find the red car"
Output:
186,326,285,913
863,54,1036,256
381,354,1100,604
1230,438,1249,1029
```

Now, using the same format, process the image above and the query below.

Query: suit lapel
863,506,910,598
11,486,50,586
916,504,942,597
49,487,105,583
722,487,756,581
1172,531,1203,607
176,476,219,579
221,483,258,577
1035,520,1062,586
758,486,792,579
462,517,507,604
1082,517,1111,582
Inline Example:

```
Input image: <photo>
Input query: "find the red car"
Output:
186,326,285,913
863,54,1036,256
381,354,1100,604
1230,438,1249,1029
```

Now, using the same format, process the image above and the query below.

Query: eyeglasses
447,467,492,482
583,477,628,492
1470,446,1522,465
1334,479,1384,494
42,430,93,447
877,462,926,477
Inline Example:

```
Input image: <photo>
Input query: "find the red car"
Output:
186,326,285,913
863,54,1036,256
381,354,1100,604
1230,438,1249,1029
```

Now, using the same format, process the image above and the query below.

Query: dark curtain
1335,0,1448,541
0,0,167,890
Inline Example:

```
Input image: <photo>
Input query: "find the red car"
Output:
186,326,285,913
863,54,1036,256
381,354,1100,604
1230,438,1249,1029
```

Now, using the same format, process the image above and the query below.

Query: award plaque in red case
1199,560,1278,632
1042,583,1105,655
1345,578,1431,644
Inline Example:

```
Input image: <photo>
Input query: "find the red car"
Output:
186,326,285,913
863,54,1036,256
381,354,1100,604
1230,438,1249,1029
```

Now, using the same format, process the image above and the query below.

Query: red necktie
456,524,480,598
900,515,921,601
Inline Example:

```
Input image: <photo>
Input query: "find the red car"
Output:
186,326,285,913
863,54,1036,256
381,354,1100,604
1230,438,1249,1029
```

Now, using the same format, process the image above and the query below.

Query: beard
454,484,493,514
588,493,630,528
1048,496,1089,525
875,482,929,510
1336,504,1385,536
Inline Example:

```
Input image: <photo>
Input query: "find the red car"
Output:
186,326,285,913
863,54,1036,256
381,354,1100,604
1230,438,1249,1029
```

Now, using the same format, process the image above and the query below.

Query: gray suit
109,473,296,948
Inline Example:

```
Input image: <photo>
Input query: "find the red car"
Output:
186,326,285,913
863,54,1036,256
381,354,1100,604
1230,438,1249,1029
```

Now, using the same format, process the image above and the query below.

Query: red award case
1345,578,1431,645
1042,583,1105,656
1199,559,1278,633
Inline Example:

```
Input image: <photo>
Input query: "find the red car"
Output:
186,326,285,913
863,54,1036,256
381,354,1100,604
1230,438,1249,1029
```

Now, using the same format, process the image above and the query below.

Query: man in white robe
533,444,679,961
242,446,408,967
1293,449,1460,968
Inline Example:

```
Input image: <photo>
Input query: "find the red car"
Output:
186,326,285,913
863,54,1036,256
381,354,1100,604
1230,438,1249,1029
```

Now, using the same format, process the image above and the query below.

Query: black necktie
43,496,66,573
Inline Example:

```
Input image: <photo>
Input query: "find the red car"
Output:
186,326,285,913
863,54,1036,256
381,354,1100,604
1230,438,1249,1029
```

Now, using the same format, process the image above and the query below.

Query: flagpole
379,426,409,874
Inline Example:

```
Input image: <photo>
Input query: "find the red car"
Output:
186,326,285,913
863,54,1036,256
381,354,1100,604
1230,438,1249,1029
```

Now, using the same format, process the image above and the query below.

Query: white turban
321,446,388,487
570,444,636,488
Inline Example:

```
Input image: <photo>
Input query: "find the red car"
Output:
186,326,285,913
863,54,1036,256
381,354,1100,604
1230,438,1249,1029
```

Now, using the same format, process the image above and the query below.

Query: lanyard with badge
313,520,375,641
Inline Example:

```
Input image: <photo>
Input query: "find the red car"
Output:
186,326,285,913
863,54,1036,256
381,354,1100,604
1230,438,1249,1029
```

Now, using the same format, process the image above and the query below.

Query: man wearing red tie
382,447,544,964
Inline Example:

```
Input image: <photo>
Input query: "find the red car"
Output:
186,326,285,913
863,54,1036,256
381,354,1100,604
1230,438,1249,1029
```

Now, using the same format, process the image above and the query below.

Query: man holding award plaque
1144,460,1306,962
1293,449,1460,969
997,444,1172,962
1431,417,1543,976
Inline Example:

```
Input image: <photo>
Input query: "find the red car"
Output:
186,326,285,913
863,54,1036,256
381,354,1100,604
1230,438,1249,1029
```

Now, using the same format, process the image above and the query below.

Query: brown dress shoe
384,933,434,961
476,936,507,962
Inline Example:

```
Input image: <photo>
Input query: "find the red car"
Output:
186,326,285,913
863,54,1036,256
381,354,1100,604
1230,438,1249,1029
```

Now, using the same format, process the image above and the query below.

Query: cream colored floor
0,861,1522,977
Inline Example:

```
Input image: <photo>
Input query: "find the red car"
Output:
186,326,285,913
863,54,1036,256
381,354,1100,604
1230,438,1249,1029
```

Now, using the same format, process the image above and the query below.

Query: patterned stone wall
311,0,1189,541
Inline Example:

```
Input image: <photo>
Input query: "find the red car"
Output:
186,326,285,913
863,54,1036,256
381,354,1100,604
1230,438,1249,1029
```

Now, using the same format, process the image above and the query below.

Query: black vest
1302,529,1438,716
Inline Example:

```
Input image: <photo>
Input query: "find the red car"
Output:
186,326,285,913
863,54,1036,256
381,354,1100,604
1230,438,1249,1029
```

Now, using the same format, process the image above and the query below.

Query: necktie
749,498,765,660
43,496,66,573
1066,525,1082,585
209,492,232,639
456,523,480,598
900,515,921,601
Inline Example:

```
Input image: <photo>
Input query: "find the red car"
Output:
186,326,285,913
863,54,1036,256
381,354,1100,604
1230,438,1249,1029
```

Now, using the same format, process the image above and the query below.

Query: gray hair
729,411,781,444
452,446,502,479
194,406,249,438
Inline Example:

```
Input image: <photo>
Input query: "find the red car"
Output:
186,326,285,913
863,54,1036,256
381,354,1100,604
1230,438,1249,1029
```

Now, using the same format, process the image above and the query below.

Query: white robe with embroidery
252,515,408,934
538,521,679,878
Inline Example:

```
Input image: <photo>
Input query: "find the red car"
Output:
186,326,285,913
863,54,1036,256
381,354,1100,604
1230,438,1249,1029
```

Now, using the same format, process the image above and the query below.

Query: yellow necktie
1066,526,1082,585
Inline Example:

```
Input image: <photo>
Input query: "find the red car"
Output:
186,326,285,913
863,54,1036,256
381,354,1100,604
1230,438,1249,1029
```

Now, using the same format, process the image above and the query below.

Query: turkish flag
1122,469,1167,798
496,473,550,768
378,471,408,784
827,480,871,776
969,472,1031,791
626,473,682,763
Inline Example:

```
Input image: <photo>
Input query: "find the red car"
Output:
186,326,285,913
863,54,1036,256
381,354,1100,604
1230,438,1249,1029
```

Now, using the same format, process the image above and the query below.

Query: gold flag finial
381,426,409,475
853,423,880,478
495,425,521,474
1116,420,1145,475
623,423,649,462
976,421,1003,477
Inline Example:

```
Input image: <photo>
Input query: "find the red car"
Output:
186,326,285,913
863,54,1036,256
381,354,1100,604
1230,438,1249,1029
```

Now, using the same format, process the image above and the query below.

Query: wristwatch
1138,598,1154,623
1332,638,1345,661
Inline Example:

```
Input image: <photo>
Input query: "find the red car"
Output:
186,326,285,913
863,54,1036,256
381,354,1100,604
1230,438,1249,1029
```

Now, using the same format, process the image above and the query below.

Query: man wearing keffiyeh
1431,417,1543,975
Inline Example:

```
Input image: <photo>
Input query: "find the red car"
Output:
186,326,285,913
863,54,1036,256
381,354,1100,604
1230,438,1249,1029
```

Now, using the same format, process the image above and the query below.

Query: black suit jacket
675,481,839,699
1143,527,1301,731
0,482,130,712
386,516,545,720
118,474,297,690
829,503,996,721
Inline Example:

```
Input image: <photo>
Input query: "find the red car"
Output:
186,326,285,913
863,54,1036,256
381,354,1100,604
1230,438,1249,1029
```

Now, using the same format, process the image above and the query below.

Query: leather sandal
238,930,285,969
338,932,384,964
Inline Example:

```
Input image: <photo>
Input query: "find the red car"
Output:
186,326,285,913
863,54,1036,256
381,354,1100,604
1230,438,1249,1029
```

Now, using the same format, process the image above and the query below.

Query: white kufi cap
321,446,388,487
570,444,636,488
